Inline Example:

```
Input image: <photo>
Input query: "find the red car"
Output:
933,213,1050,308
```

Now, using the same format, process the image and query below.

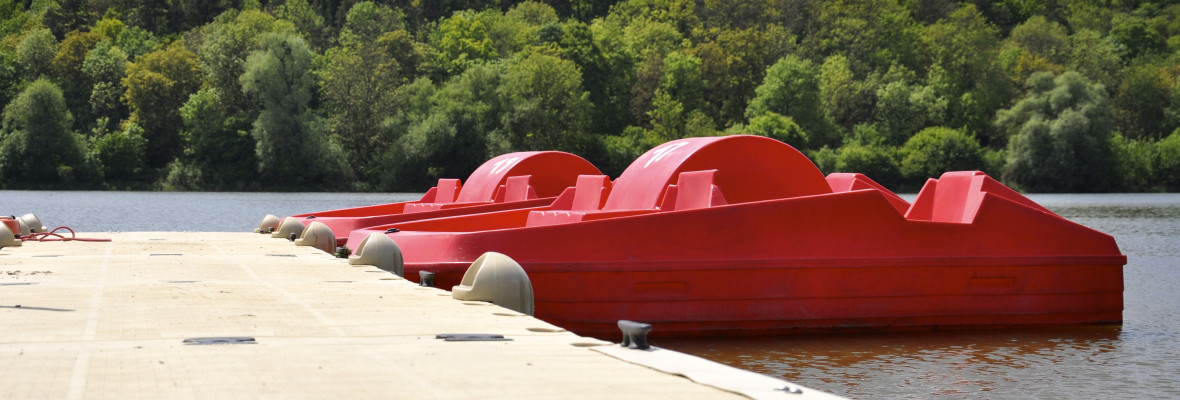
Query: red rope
20,226,112,242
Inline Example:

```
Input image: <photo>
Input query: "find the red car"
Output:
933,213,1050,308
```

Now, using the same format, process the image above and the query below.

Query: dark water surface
3,191,1177,399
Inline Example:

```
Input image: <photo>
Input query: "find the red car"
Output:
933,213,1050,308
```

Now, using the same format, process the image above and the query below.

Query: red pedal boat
348,135,1125,339
264,151,600,247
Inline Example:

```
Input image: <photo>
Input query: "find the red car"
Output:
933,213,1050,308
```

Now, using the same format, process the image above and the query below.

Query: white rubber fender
293,221,336,254
0,223,21,248
270,217,305,239
254,214,280,233
452,252,534,316
17,213,44,235
348,232,404,276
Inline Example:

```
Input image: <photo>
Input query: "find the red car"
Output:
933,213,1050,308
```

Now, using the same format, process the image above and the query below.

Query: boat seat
494,175,538,203
405,179,463,213
826,173,910,215
658,170,727,211
525,175,612,227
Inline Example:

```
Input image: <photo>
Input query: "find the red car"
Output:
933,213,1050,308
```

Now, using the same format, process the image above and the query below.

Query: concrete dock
1,232,842,399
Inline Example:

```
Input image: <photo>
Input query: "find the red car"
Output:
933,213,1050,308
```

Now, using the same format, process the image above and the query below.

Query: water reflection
661,325,1123,398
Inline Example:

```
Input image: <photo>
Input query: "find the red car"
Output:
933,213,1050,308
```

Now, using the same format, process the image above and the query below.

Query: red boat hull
284,151,601,246
342,136,1126,339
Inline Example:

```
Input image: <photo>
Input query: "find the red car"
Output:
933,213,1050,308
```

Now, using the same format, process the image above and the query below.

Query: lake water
3,191,1178,399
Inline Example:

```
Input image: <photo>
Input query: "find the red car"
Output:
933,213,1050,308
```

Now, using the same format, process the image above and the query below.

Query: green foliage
52,30,104,129
999,71,1116,192
433,11,498,75
1068,29,1121,91
1110,132,1155,191
899,126,983,183
1156,130,1180,190
833,142,901,188
1114,60,1177,140
690,25,794,124
242,32,347,187
92,122,147,180
0,0,1173,192
819,54,873,130
1110,16,1167,59
799,0,921,75
920,4,1011,145
746,54,836,149
15,26,56,80
92,17,124,41
276,0,326,48
745,112,807,147
317,28,431,183
122,41,203,168
114,26,159,60
1001,16,1070,85
873,67,946,145
0,78,83,183
560,20,633,134
178,88,257,189
198,9,296,111
498,52,592,153
339,1,403,46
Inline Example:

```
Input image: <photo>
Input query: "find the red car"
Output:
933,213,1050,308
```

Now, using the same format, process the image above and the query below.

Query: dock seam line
67,240,112,400
207,238,344,336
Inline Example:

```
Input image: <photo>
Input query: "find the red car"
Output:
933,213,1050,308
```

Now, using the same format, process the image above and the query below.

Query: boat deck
0,232,840,399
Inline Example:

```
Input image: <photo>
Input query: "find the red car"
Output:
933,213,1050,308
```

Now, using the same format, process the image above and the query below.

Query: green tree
51,30,104,130
833,142,902,188
745,111,808,148
432,11,498,75
1110,16,1167,60
197,9,295,112
81,40,129,127
15,26,56,80
114,26,159,60
318,29,424,183
799,0,920,75
1109,132,1154,191
899,126,983,183
998,71,1116,192
920,4,1011,145
560,20,633,134
241,32,347,187
122,41,203,168
1068,29,1121,92
1156,129,1180,190
92,16,124,41
819,54,874,130
690,26,795,124
275,0,326,49
0,79,84,183
92,122,147,181
1114,60,1177,140
647,50,707,140
746,54,837,149
338,1,403,46
872,65,946,145
1000,15,1070,85
395,66,504,188
498,52,592,153
176,88,257,188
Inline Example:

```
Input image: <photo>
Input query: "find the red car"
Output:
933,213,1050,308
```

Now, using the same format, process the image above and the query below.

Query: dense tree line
1,0,1179,192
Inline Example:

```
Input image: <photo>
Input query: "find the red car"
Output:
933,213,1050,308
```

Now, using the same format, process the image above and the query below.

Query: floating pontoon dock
0,232,841,399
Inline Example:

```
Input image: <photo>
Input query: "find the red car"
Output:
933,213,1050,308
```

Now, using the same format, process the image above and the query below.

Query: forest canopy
1,0,1179,192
